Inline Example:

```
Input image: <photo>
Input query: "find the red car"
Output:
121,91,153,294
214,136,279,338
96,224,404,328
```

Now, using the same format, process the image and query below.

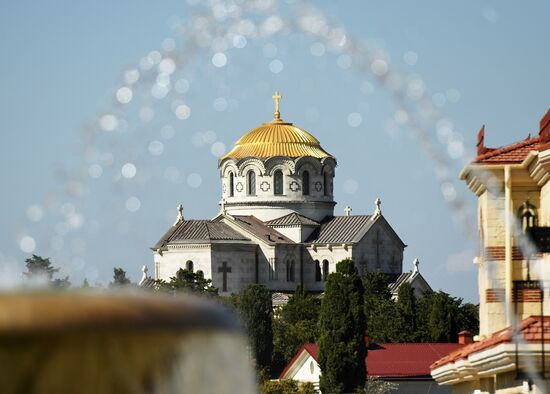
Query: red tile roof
280,342,463,379
474,136,541,164
472,108,550,164
431,315,550,370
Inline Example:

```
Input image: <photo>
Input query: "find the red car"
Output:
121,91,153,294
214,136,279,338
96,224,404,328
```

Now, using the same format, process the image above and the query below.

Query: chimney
458,330,473,345
539,109,550,142
476,125,487,156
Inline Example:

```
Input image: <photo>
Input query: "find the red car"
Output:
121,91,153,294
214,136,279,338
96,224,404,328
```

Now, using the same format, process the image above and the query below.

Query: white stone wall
211,243,256,295
153,242,256,295
155,244,213,281
259,244,303,292
351,221,403,275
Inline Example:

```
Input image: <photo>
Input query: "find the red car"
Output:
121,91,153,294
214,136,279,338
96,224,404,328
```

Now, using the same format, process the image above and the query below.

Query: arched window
518,200,538,232
287,260,295,282
314,260,321,282
323,172,330,196
247,171,256,195
186,260,194,272
302,171,310,195
274,170,284,195
229,172,234,197
322,260,329,281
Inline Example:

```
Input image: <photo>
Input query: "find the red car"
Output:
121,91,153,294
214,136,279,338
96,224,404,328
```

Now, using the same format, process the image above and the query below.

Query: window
323,172,329,196
274,170,283,195
302,171,310,195
322,260,329,281
314,260,321,282
518,200,538,232
229,172,234,197
286,260,295,282
247,171,256,195
186,260,194,272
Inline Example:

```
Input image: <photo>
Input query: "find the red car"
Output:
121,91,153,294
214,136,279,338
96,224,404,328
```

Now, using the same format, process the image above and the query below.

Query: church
149,92,430,296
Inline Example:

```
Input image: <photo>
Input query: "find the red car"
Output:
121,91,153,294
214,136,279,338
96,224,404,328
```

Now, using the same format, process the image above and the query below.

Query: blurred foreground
0,291,256,394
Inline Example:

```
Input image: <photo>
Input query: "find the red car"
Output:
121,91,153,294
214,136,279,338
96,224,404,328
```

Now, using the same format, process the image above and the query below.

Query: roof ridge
475,136,540,162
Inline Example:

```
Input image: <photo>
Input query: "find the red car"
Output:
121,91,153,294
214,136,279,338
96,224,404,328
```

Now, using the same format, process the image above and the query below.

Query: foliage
109,267,131,287
272,285,320,375
363,377,399,394
415,291,479,342
318,259,367,394
239,284,274,374
260,379,314,394
155,268,218,296
24,254,70,289
458,302,480,335
396,282,417,342
363,271,479,343
363,270,403,343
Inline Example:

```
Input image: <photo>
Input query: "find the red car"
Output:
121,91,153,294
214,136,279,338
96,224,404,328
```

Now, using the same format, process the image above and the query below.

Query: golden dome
221,119,334,160
222,91,334,160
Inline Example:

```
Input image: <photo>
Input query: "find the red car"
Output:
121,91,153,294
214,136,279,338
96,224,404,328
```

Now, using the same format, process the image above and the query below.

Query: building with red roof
280,341,464,393
431,108,550,393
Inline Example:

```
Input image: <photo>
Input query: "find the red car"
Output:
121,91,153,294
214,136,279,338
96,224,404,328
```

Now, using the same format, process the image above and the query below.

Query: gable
353,214,406,249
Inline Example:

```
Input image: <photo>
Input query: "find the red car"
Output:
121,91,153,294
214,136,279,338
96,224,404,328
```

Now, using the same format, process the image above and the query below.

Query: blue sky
0,1,548,301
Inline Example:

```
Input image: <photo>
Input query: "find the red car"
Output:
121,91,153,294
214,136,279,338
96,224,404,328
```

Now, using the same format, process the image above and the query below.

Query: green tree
24,255,59,280
272,285,320,375
110,267,131,287
239,284,274,374
318,259,366,393
416,291,461,342
260,379,314,394
156,268,218,296
458,302,479,334
24,255,70,288
363,270,404,342
396,282,417,341
365,298,404,343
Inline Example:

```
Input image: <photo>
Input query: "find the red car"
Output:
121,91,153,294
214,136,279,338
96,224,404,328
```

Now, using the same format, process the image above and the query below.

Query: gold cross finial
272,91,282,120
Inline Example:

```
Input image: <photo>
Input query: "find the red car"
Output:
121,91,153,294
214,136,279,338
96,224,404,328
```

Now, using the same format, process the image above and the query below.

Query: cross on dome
272,90,282,120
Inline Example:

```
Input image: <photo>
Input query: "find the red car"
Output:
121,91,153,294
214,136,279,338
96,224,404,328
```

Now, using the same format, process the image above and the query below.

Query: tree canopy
109,267,131,287
272,285,320,375
238,284,274,374
318,259,366,393
24,254,70,289
155,268,218,296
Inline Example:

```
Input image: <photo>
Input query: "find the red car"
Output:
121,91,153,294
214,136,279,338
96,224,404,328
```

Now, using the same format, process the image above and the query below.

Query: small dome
221,118,334,160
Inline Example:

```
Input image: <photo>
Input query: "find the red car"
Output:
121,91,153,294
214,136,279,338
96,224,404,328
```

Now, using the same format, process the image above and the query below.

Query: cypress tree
318,259,366,393
239,284,274,374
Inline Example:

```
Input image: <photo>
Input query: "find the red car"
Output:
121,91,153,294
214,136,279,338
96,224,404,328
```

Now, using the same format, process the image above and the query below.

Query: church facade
151,93,423,296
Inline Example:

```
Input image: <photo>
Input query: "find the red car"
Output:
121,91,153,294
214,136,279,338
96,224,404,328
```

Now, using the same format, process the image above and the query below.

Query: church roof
220,119,334,160
264,212,320,227
305,215,373,244
230,215,295,244
153,219,249,249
